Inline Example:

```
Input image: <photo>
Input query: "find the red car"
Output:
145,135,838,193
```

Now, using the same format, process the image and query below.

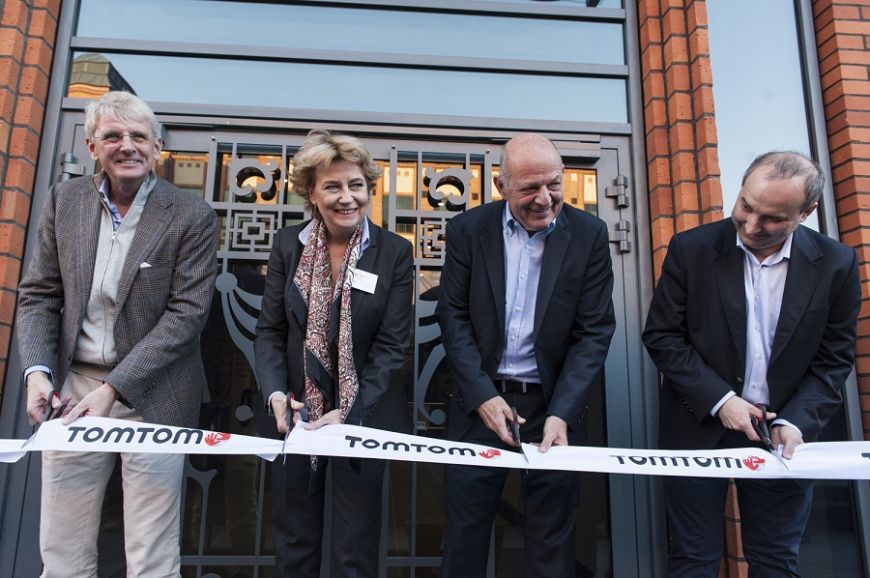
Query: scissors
510,406,529,466
750,404,789,471
281,393,309,464
42,391,70,424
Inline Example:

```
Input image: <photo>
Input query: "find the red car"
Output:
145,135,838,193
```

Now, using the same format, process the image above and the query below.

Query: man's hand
538,415,568,453
477,396,524,446
717,396,776,441
771,424,803,459
25,371,56,424
62,383,118,425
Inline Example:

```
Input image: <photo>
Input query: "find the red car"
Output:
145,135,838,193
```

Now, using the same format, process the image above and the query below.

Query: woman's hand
304,408,341,430
271,394,289,434
271,395,309,434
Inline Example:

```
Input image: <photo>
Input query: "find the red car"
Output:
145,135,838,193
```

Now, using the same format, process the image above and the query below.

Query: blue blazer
437,201,616,441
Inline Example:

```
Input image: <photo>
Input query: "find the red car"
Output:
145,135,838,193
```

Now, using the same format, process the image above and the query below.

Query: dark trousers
441,390,581,578
271,454,385,578
664,433,814,578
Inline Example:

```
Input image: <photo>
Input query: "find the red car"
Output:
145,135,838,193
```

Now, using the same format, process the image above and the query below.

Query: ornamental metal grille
149,137,601,578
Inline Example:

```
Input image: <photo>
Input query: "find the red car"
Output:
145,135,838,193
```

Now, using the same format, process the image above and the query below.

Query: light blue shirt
98,178,124,232
496,205,556,382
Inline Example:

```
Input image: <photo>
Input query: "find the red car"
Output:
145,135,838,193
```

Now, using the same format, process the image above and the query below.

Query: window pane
708,0,818,230
77,0,625,66
472,0,623,7
67,52,628,124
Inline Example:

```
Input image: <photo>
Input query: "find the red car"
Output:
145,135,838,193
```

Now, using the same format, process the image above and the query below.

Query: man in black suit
437,133,616,577
643,151,861,577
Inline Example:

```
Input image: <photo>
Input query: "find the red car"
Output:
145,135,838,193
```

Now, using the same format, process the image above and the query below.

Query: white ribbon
2,417,869,480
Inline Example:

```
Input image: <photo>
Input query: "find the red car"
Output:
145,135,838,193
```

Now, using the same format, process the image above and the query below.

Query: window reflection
66,52,628,124
155,151,207,198
77,0,625,66
707,0,819,230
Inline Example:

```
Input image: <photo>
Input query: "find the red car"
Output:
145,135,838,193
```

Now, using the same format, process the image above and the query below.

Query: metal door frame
0,110,660,576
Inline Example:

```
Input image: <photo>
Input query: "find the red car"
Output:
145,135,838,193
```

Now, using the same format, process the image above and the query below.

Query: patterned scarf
293,218,363,468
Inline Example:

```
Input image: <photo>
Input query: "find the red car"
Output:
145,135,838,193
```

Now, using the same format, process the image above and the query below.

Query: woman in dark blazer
254,129,413,578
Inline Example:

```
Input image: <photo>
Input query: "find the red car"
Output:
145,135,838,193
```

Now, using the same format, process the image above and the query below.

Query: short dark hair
741,151,824,211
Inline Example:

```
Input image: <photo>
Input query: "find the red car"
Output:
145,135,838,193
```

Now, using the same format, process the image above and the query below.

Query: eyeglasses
93,132,154,145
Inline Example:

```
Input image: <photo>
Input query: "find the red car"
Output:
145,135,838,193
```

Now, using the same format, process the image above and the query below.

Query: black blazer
254,219,413,433
643,219,860,450
437,201,616,440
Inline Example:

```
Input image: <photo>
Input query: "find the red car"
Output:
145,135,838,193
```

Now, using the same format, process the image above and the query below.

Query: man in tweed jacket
16,91,218,577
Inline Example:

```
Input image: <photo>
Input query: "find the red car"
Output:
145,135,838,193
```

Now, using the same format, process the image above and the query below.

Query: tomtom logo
65,425,223,446
742,456,766,471
478,449,501,459
344,435,476,457
609,454,747,471
205,432,231,446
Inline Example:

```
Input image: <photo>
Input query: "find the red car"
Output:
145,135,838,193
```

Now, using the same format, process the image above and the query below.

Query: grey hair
84,91,161,140
741,151,824,211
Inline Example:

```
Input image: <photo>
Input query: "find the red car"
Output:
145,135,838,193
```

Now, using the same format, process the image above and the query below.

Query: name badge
351,268,378,294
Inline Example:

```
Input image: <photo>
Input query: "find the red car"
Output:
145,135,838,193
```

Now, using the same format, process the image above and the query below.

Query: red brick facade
0,0,60,395
639,0,870,576
639,0,724,279
813,0,870,441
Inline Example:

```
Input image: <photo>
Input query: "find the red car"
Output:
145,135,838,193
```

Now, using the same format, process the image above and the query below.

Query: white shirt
711,233,800,436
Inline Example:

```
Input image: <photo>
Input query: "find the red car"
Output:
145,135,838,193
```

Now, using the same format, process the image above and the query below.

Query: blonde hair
290,130,382,218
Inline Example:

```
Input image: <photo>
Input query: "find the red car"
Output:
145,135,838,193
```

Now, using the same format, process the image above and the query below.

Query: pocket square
139,262,152,269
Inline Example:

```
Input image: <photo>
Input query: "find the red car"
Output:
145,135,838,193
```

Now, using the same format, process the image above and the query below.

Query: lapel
76,175,103,321
480,204,506,334
770,226,822,365
287,220,379,334
714,221,747,373
350,219,379,332
287,223,310,328
534,215,571,336
115,179,174,312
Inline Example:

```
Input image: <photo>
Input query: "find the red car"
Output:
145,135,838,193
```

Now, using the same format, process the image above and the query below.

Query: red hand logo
204,432,231,446
478,449,501,459
742,455,766,471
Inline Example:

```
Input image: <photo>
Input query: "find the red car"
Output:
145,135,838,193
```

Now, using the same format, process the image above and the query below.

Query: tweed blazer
17,173,218,428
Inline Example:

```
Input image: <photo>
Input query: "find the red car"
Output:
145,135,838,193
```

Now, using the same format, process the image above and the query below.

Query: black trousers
441,389,581,578
270,454,385,578
664,431,813,578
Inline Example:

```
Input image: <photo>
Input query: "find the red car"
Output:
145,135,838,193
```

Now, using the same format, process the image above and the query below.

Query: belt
494,379,541,394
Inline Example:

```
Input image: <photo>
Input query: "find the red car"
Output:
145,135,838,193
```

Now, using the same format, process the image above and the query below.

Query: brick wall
637,0,738,575
0,0,60,393
639,0,723,279
640,0,870,576
813,0,870,442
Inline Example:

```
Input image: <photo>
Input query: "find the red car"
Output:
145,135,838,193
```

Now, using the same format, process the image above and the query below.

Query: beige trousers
39,362,185,578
